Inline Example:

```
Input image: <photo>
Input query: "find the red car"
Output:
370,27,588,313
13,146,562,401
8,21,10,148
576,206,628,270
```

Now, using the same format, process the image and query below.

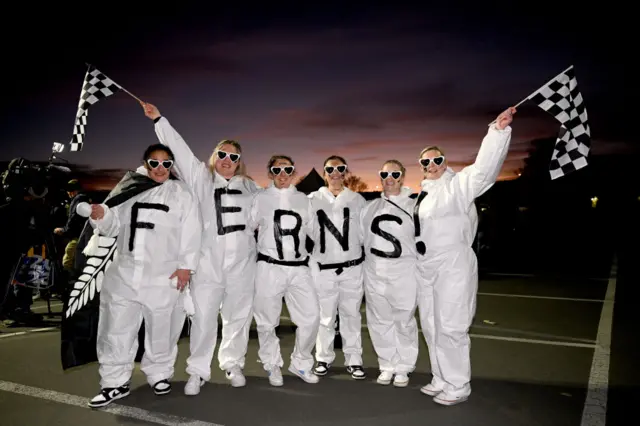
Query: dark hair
267,155,294,170
143,144,175,162
323,155,347,167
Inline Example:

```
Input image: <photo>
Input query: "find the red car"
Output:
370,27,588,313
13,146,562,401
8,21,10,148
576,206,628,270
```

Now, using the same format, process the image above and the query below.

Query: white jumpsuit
247,183,320,372
415,124,512,399
91,170,202,388
154,117,261,379
360,187,419,375
308,186,366,367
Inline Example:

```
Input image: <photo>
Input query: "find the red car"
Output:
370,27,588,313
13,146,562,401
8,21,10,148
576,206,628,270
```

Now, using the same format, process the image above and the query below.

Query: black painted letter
370,214,402,258
214,188,245,235
129,202,170,251
317,208,350,253
274,209,302,259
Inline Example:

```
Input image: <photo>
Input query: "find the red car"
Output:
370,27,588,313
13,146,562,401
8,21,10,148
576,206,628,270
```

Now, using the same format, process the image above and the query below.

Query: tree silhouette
344,175,368,192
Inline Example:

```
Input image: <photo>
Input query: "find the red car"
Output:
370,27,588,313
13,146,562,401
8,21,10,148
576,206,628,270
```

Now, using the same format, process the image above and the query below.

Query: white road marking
0,380,224,426
477,292,605,303
0,327,57,339
32,302,63,312
279,317,596,348
581,258,617,426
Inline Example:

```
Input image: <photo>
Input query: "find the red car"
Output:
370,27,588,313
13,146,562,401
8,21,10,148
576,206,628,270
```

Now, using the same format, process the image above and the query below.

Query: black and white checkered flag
527,65,590,179
69,65,122,152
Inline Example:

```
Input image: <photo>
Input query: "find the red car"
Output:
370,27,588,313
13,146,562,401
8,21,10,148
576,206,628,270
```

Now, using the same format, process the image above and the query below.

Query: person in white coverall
308,155,367,379
246,155,321,386
87,144,202,408
359,160,419,388
142,103,261,395
415,107,516,406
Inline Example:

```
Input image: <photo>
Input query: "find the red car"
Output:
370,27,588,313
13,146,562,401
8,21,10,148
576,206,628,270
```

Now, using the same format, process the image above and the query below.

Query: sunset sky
2,5,634,191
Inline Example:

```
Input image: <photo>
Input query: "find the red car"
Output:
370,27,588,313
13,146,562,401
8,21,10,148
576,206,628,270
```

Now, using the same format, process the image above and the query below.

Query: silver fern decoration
65,235,118,318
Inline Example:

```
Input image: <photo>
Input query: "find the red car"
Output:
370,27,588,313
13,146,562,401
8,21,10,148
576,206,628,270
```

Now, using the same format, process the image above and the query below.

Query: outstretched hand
141,102,161,121
495,107,516,130
170,269,191,291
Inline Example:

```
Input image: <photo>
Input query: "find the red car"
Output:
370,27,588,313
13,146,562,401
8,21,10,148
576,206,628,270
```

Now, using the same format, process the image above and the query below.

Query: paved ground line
580,258,616,426
477,292,605,303
0,380,224,426
0,327,57,339
279,316,596,348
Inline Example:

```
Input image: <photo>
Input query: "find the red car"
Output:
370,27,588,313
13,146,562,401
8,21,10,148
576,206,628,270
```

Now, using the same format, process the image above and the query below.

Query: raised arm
141,102,210,199
458,107,515,201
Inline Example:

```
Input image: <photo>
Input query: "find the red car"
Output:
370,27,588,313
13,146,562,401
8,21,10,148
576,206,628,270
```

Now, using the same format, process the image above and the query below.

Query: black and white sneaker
346,365,366,380
152,379,172,395
88,385,130,408
313,362,330,376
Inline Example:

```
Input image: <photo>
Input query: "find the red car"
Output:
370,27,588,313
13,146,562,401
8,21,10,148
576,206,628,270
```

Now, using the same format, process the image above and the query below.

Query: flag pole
488,65,574,126
85,62,143,103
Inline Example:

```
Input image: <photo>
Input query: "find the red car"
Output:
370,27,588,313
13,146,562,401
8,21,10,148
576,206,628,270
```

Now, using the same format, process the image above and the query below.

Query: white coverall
308,186,366,367
359,187,419,375
415,124,512,399
247,183,320,372
154,117,261,379
91,168,201,388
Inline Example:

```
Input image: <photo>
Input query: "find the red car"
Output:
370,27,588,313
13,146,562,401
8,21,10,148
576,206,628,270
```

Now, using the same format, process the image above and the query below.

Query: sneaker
313,361,330,376
433,392,469,406
225,366,247,387
376,371,394,385
288,365,320,384
184,375,204,396
152,379,171,395
393,373,409,387
346,365,366,380
420,383,444,396
268,366,283,387
88,385,130,408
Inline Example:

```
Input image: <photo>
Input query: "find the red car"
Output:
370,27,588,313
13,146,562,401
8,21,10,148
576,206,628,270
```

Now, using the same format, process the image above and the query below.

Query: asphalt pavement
0,262,620,426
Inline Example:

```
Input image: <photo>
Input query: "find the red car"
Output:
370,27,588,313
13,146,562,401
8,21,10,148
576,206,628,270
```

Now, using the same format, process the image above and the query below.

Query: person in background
54,179,90,273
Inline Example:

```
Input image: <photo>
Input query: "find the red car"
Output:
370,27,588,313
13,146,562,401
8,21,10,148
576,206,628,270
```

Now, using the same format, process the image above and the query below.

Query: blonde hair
208,140,247,177
419,145,445,158
382,159,406,175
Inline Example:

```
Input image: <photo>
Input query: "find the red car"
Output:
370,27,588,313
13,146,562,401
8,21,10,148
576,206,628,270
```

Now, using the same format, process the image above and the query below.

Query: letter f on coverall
415,124,512,400
91,171,202,388
154,117,260,380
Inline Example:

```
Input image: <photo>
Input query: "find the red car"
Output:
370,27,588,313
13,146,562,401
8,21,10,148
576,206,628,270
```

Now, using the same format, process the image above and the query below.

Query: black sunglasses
217,150,241,163
147,159,174,169
324,165,347,174
419,156,445,168
379,170,402,180
271,166,295,175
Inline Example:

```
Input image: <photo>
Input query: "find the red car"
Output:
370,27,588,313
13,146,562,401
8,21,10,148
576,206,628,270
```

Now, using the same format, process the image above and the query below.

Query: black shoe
346,365,366,380
88,385,130,408
152,379,172,395
313,361,330,376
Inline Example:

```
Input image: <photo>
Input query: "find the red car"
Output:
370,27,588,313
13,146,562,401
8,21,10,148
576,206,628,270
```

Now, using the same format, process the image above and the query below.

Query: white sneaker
376,371,394,385
225,366,246,387
420,383,444,396
268,367,283,387
288,365,320,384
393,373,409,387
184,375,204,396
433,392,469,406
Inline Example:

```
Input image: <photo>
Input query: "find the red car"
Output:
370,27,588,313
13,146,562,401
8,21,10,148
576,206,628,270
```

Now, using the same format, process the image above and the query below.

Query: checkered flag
527,65,590,179
69,65,122,152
